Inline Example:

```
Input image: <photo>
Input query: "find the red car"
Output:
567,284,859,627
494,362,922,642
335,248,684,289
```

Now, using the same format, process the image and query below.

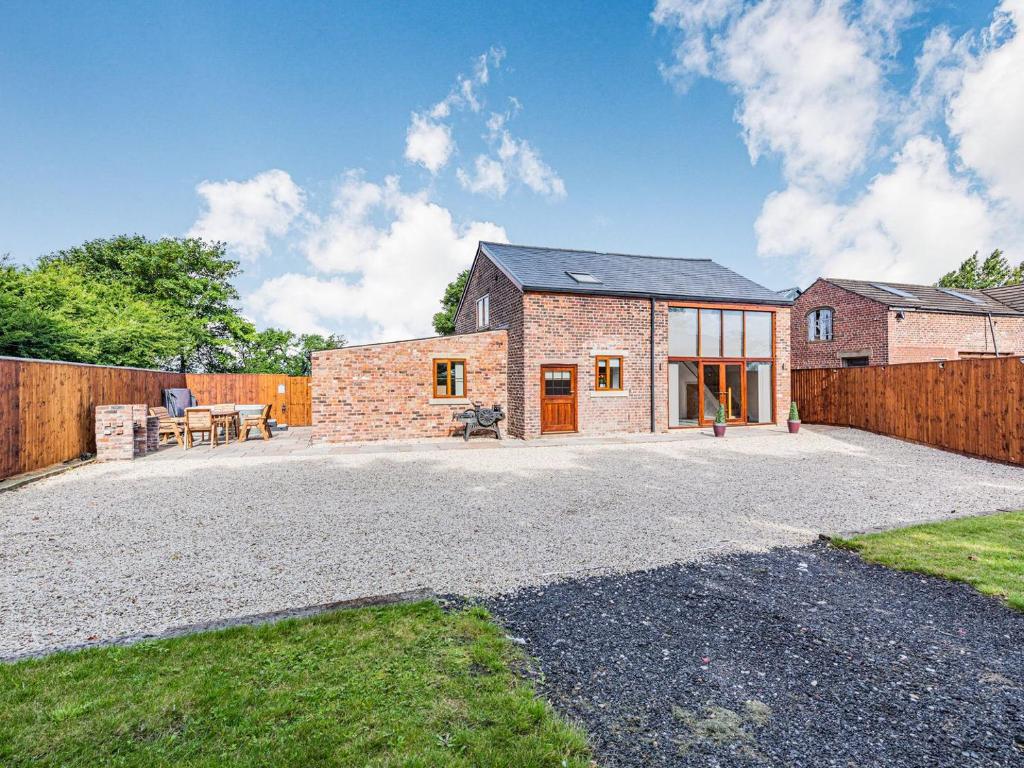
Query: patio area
4,425,1024,658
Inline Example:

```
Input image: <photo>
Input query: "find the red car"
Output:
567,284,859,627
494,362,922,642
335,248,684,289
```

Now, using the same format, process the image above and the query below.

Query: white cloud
654,0,1024,287
403,113,454,174
187,169,305,260
948,0,1024,213
457,98,566,199
498,132,566,198
456,155,508,196
404,47,505,174
755,137,1004,283
654,1,916,187
245,174,507,343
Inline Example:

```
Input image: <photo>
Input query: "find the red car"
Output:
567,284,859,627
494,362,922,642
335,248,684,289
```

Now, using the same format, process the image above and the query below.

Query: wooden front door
698,362,745,425
540,365,577,434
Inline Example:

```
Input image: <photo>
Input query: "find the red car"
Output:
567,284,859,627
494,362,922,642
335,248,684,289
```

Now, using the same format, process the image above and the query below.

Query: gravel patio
487,542,1024,767
3,425,1024,658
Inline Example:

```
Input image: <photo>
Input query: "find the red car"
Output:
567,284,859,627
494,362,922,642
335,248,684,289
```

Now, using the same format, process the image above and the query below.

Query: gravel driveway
487,543,1024,767
3,425,1024,657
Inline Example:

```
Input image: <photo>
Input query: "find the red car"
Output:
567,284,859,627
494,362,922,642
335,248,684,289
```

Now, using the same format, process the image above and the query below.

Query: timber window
433,359,466,398
594,356,623,391
807,308,833,341
667,305,776,427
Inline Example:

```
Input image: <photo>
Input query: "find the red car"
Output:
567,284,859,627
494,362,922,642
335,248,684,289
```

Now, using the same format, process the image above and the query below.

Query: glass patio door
699,362,745,424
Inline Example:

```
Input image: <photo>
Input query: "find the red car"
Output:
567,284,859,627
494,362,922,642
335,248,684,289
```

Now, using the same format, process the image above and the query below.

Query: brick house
791,278,1024,370
314,242,793,441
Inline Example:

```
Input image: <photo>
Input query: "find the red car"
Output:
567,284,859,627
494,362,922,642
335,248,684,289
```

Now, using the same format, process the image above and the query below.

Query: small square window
476,294,490,329
594,356,623,391
433,359,466,398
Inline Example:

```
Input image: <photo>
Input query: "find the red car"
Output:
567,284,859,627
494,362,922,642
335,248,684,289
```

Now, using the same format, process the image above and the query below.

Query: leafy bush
714,404,727,425
788,401,800,421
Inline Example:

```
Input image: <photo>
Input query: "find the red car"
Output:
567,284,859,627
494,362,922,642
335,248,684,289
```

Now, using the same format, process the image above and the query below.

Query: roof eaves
520,284,793,306
477,242,526,289
478,240,714,263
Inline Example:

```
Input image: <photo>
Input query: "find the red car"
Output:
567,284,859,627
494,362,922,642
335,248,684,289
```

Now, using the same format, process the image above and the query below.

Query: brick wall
791,280,890,369
454,251,525,436
888,311,1024,363
522,292,655,438
311,330,508,442
775,307,793,423
95,404,140,461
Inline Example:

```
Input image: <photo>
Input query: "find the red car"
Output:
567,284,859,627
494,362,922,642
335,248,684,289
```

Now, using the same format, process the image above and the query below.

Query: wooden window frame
432,358,467,399
594,355,624,391
666,302,778,429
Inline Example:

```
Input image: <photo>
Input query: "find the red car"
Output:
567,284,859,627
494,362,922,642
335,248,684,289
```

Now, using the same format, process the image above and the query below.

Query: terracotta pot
788,419,801,434
713,423,727,437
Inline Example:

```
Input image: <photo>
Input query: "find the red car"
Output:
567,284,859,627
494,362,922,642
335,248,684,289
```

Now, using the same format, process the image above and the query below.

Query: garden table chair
239,403,273,441
149,406,184,448
184,408,217,449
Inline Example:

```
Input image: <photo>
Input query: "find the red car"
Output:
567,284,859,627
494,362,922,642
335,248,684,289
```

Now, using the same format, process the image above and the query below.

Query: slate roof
478,242,791,305
825,278,1024,316
982,284,1024,313
777,287,803,301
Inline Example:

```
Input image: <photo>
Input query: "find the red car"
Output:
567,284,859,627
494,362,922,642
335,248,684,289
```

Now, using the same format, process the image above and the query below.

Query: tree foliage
937,249,1022,290
432,269,469,336
235,330,346,376
1,236,347,373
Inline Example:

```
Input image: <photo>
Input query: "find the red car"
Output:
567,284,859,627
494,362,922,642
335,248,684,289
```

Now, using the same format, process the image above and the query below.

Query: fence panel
0,357,312,480
792,356,1024,465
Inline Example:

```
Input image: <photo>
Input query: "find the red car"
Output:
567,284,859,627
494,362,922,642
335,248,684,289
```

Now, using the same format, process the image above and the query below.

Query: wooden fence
0,357,311,481
792,355,1024,465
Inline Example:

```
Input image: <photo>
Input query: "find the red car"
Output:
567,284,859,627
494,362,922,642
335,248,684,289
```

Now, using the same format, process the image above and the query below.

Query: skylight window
937,287,983,304
566,271,602,284
870,282,917,299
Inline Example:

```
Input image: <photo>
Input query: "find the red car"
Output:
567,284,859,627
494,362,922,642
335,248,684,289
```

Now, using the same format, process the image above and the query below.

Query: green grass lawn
0,601,592,767
838,511,1024,611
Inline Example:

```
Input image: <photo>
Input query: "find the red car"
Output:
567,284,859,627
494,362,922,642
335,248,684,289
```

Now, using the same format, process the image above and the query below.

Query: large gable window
433,359,466,398
669,307,774,358
807,308,833,341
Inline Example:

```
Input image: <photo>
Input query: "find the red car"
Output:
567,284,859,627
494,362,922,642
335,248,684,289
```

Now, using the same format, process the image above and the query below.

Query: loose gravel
3,425,1024,657
486,542,1024,768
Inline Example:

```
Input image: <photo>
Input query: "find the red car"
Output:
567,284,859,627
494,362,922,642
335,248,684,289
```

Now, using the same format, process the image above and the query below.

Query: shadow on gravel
485,542,1024,768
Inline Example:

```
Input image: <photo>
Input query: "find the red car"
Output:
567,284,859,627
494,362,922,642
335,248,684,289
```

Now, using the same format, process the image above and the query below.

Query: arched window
807,308,833,341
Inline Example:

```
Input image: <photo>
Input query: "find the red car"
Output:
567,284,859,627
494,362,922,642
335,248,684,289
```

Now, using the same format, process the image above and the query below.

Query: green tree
234,329,346,376
0,258,72,360
937,249,1023,289
0,258,179,367
41,235,251,371
286,333,347,376
432,269,469,335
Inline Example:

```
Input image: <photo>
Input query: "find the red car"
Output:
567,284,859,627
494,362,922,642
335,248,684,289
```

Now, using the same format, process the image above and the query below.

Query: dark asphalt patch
485,542,1024,767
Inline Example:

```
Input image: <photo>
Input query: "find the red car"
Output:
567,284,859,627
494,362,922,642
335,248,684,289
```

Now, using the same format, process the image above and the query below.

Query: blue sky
3,1,1021,342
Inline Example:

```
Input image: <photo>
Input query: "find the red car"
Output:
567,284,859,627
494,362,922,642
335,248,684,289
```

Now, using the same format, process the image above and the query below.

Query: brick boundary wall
95,405,137,461
312,330,508,443
145,415,159,454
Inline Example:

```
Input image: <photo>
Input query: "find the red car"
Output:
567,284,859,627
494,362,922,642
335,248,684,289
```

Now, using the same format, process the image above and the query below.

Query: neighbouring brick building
791,278,1024,369
314,242,793,442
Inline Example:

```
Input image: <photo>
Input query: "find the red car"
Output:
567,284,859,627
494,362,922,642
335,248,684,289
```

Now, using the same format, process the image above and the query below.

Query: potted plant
787,401,801,434
713,404,727,437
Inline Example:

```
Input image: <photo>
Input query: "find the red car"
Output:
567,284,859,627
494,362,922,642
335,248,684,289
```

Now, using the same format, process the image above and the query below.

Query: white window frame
476,294,490,329
807,308,833,341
